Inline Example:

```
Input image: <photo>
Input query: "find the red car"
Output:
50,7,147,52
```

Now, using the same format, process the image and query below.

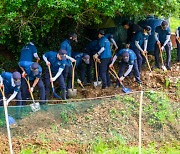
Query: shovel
0,85,14,154
68,62,77,98
93,58,102,87
24,77,40,112
47,65,61,98
0,86,16,126
78,79,86,91
158,44,167,71
177,38,180,44
110,66,131,93
144,52,152,76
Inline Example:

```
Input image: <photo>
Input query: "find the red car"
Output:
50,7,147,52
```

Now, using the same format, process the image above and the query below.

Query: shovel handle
47,65,54,88
110,66,123,85
144,53,152,73
109,70,116,79
78,81,85,89
177,38,180,44
158,43,165,67
72,61,76,90
0,85,5,97
24,77,35,102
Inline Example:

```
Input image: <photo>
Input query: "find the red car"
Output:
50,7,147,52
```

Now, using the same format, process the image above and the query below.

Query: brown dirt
0,63,179,153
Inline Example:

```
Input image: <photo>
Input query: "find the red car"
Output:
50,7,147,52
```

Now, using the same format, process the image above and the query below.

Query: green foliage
165,77,170,88
170,17,180,32
144,91,175,128
90,137,179,154
60,111,69,124
0,0,179,60
176,79,180,98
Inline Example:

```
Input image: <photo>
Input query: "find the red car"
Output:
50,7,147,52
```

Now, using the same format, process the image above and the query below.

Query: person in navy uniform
122,20,143,47
109,48,141,87
130,26,152,72
176,26,180,62
60,33,77,89
93,30,112,89
19,40,40,62
154,21,171,69
0,71,22,106
85,39,100,84
71,52,90,85
19,62,45,105
105,34,118,51
43,49,68,100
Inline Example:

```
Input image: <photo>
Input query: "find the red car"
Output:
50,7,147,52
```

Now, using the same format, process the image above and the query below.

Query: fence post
139,91,143,154
3,99,14,154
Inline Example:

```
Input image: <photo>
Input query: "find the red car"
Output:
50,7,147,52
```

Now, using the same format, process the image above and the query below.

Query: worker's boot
62,90,67,100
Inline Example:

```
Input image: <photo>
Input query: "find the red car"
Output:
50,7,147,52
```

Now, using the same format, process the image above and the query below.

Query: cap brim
33,70,39,75
148,31,151,35
84,59,90,64
14,81,21,86
60,55,66,60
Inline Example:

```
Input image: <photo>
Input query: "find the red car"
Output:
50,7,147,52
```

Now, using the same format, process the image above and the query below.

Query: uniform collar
11,77,15,87
30,42,34,45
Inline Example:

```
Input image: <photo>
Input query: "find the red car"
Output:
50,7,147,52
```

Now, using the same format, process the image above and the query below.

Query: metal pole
3,98,14,154
139,91,143,154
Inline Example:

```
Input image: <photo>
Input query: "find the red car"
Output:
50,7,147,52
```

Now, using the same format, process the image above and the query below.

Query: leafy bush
0,0,179,60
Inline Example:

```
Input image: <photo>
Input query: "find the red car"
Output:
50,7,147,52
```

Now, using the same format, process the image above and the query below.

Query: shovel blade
68,89,77,98
30,102,40,112
52,88,61,98
8,116,16,126
162,65,167,71
93,81,102,87
121,84,131,93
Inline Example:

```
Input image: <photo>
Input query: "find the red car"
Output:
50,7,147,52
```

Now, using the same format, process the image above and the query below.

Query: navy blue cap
12,71,21,79
144,26,152,32
59,49,67,60
69,33,78,42
31,62,39,69
122,51,129,63
31,62,39,75
161,21,168,27
83,54,90,64
12,71,21,86
98,30,105,35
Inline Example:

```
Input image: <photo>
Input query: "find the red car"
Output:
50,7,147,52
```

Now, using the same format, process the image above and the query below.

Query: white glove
0,83,3,88
6,98,10,106
119,76,125,81
71,58,76,63
3,96,7,102
109,63,113,68
46,61,51,66
161,46,164,51
77,79,81,84
93,53,99,59
22,71,27,78
30,87,34,93
50,77,56,82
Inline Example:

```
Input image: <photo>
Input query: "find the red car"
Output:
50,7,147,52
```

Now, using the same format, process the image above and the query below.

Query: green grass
170,17,180,33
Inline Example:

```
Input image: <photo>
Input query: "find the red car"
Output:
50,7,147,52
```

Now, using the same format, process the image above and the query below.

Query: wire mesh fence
0,90,179,153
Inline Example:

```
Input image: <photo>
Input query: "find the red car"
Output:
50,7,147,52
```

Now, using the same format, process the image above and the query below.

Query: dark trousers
117,60,141,86
76,63,92,84
21,78,45,105
154,42,171,68
63,65,72,89
133,48,143,72
99,58,111,88
45,69,66,100
176,39,180,62
0,91,22,106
